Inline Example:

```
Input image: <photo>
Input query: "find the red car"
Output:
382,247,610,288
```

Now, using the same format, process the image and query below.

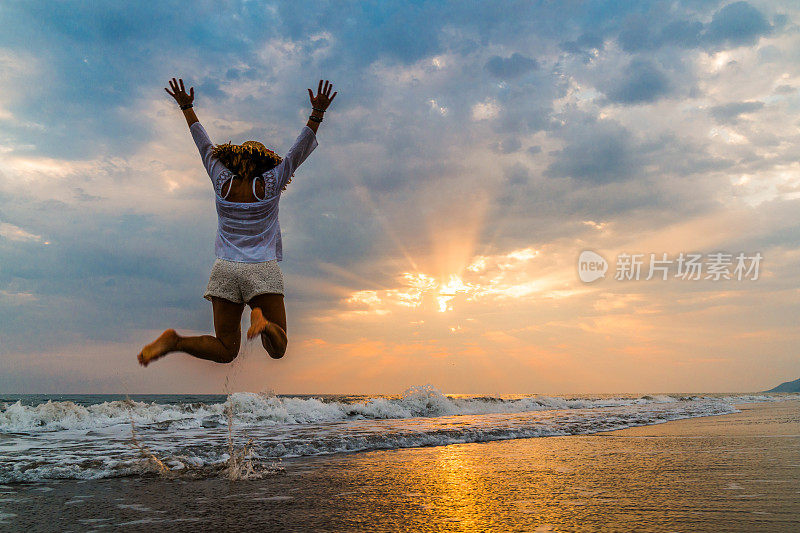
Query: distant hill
765,378,800,393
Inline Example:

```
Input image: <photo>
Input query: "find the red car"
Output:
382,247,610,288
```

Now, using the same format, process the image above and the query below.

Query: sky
0,0,798,395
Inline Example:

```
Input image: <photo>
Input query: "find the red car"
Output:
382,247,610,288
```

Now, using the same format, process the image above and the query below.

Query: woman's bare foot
247,308,269,340
261,322,287,359
247,308,287,358
138,329,179,367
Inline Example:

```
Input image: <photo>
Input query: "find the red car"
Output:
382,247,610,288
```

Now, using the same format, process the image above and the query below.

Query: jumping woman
138,77,336,367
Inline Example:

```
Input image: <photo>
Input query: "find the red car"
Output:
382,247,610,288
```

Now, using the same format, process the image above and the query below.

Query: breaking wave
0,386,795,482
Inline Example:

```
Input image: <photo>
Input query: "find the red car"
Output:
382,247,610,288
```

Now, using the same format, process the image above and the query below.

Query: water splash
223,375,282,480
121,339,286,481
126,398,171,477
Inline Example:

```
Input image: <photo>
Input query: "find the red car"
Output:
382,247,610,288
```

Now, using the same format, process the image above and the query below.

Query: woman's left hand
165,77,194,107
307,80,337,111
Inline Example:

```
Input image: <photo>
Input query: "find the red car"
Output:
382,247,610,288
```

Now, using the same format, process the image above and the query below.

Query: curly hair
211,141,284,186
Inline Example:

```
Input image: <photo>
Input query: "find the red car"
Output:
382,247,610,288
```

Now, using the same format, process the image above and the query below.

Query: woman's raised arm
268,80,337,193
305,79,336,134
165,77,198,128
165,77,230,193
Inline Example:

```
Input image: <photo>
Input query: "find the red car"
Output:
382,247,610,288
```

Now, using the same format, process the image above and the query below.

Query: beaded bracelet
180,103,193,110
312,107,326,113
309,115,323,123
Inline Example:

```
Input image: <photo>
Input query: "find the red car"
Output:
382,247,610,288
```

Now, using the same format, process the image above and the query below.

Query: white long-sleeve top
190,121,318,262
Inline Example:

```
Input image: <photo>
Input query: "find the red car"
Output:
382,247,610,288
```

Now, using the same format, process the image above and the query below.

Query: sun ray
348,182,420,272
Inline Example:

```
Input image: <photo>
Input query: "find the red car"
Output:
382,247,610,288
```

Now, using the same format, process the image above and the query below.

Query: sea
0,386,796,484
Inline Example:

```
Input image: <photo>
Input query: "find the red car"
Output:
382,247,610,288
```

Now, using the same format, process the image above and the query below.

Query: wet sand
2,400,798,532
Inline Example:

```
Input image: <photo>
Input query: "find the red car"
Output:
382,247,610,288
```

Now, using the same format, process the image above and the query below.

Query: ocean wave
1,385,763,433
1,387,796,483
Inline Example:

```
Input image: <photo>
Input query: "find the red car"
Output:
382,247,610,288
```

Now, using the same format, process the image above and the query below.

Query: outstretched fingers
164,77,194,103
309,79,336,108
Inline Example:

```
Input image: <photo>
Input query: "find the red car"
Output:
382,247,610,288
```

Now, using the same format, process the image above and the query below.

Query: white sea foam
0,387,796,483
5,386,780,433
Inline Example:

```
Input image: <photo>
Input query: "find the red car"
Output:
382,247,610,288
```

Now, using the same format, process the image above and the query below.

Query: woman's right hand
165,77,194,107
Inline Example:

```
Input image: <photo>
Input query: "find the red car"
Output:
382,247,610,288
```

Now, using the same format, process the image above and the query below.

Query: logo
578,250,608,283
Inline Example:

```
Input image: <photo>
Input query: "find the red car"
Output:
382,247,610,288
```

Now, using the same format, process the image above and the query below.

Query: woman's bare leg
138,297,245,366
246,293,287,359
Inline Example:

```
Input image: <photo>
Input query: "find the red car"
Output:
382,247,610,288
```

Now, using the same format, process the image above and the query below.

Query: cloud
618,16,704,52
615,2,772,54
709,100,765,124
1,0,800,392
471,99,500,121
484,52,538,79
704,1,772,48
493,137,522,154
602,58,671,104
545,115,639,183
330,246,568,318
560,33,604,61
0,222,46,243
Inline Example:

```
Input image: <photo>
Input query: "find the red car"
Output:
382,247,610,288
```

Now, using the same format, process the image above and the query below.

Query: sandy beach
1,399,797,532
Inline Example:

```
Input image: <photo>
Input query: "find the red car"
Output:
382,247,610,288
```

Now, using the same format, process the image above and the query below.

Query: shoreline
603,399,798,436
1,392,758,482
2,400,798,532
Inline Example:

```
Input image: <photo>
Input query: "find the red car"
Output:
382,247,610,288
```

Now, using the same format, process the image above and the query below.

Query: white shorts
203,258,284,303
